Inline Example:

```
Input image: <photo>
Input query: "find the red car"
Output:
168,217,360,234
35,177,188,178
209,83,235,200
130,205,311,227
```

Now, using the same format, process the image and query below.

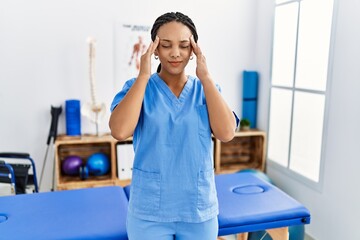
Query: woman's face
155,21,193,75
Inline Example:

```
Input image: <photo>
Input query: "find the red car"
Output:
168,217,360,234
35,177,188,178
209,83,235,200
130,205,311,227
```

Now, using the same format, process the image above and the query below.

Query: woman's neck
158,71,187,87
158,71,188,98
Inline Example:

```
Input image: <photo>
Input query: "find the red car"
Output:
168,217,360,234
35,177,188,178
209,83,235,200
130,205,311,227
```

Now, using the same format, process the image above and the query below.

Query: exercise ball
237,168,273,184
86,153,110,176
247,225,305,240
62,156,83,175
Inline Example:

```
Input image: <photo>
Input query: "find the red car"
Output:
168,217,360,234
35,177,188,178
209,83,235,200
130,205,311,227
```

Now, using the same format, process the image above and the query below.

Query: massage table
0,172,310,240
215,172,310,240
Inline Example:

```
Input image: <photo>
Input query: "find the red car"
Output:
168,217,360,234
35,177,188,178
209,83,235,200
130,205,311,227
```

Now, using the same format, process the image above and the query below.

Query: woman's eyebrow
159,39,171,42
159,39,190,43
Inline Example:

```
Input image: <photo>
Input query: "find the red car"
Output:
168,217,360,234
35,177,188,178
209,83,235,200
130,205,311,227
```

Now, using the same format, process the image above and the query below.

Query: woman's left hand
190,36,210,81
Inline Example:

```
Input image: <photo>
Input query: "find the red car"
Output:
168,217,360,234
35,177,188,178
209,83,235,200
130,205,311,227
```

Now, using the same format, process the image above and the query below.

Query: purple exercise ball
62,155,83,175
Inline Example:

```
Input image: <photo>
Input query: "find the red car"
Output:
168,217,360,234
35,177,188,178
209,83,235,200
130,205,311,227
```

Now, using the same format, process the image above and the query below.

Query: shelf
54,130,266,190
214,129,266,174
56,179,116,191
54,134,132,190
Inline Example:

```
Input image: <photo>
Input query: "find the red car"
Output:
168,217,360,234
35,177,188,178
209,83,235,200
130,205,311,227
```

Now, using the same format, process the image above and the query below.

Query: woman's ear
154,49,158,56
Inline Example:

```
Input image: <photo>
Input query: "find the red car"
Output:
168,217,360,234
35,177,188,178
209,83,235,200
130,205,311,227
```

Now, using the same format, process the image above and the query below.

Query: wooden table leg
219,227,288,240
236,232,249,240
267,227,289,240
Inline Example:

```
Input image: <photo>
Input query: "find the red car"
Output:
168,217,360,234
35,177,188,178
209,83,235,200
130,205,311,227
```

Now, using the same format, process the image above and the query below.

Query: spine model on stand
81,37,106,136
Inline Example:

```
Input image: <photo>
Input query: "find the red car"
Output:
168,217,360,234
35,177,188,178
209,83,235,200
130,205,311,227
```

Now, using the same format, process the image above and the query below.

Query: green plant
240,118,251,128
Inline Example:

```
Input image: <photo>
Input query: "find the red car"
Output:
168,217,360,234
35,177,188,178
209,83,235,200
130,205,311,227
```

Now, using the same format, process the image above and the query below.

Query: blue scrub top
111,73,219,223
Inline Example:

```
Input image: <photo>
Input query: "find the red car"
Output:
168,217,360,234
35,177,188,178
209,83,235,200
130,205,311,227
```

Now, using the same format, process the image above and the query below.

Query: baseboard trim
305,232,316,240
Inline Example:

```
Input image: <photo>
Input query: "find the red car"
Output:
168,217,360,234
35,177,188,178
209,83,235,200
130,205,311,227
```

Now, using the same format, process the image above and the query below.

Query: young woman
109,12,238,240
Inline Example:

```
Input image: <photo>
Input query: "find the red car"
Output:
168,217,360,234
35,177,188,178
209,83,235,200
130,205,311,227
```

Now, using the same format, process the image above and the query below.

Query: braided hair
150,12,198,73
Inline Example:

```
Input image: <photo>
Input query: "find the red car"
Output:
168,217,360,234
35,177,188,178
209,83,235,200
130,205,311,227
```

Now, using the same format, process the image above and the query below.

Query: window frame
267,0,337,191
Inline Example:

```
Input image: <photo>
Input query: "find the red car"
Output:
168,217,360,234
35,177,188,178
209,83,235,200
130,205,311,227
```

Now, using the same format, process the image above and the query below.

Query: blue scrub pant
126,213,218,240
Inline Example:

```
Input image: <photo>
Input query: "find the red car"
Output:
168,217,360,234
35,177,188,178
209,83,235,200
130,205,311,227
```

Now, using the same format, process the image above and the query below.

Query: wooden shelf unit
54,134,131,190
55,130,266,190
214,130,266,174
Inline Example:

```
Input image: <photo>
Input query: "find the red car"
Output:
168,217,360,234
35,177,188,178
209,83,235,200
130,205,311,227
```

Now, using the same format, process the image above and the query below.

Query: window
268,0,334,183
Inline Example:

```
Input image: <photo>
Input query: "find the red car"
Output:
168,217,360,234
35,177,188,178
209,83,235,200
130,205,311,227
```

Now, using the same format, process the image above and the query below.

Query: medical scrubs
110,73,219,224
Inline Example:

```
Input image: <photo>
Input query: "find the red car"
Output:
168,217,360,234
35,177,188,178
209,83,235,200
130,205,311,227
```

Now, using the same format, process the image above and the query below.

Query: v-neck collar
154,73,193,106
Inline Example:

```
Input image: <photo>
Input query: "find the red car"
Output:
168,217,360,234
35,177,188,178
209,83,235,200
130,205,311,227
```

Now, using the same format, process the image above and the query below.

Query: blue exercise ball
86,153,110,176
62,155,83,176
247,225,305,240
237,168,273,184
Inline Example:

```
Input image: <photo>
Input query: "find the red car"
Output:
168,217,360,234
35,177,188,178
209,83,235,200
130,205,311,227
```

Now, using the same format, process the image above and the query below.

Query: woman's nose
170,47,180,58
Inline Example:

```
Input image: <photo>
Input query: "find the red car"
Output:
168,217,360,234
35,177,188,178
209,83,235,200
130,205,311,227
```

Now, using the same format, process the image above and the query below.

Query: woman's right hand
138,36,159,77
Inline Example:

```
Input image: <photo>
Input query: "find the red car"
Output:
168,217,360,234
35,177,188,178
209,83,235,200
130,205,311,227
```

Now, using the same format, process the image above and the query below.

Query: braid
151,12,198,72
151,12,198,42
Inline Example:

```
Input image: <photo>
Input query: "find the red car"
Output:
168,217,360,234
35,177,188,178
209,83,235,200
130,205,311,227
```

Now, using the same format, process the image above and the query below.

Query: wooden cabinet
54,134,131,190
55,130,266,190
213,130,266,174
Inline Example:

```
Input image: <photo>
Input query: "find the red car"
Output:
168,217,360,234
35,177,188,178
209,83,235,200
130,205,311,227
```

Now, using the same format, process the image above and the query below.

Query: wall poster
114,23,157,92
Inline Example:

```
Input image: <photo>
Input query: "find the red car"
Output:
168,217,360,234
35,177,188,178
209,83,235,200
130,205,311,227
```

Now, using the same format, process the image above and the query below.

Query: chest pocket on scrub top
197,105,211,138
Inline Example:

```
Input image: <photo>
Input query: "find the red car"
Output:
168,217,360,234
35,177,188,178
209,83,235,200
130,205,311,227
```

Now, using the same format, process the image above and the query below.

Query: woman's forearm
201,77,236,142
109,75,149,140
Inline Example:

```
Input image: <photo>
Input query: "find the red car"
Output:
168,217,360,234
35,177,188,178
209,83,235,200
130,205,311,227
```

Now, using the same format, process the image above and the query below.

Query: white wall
0,0,257,190
4,0,359,239
255,0,360,239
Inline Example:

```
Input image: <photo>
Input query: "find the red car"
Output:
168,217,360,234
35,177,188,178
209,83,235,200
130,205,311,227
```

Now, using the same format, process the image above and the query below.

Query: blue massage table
0,172,310,240
215,173,310,240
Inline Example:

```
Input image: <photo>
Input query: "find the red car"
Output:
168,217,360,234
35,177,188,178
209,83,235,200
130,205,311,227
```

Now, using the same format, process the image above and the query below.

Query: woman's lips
169,61,182,67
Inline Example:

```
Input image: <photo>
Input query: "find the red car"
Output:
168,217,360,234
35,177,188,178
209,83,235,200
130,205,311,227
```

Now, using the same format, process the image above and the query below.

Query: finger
190,35,197,51
190,35,202,56
149,36,160,54
144,41,154,56
145,37,157,55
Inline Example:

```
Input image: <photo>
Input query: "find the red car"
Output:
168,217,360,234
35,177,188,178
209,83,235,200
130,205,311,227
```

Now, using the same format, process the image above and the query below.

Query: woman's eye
161,45,170,48
181,45,190,48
